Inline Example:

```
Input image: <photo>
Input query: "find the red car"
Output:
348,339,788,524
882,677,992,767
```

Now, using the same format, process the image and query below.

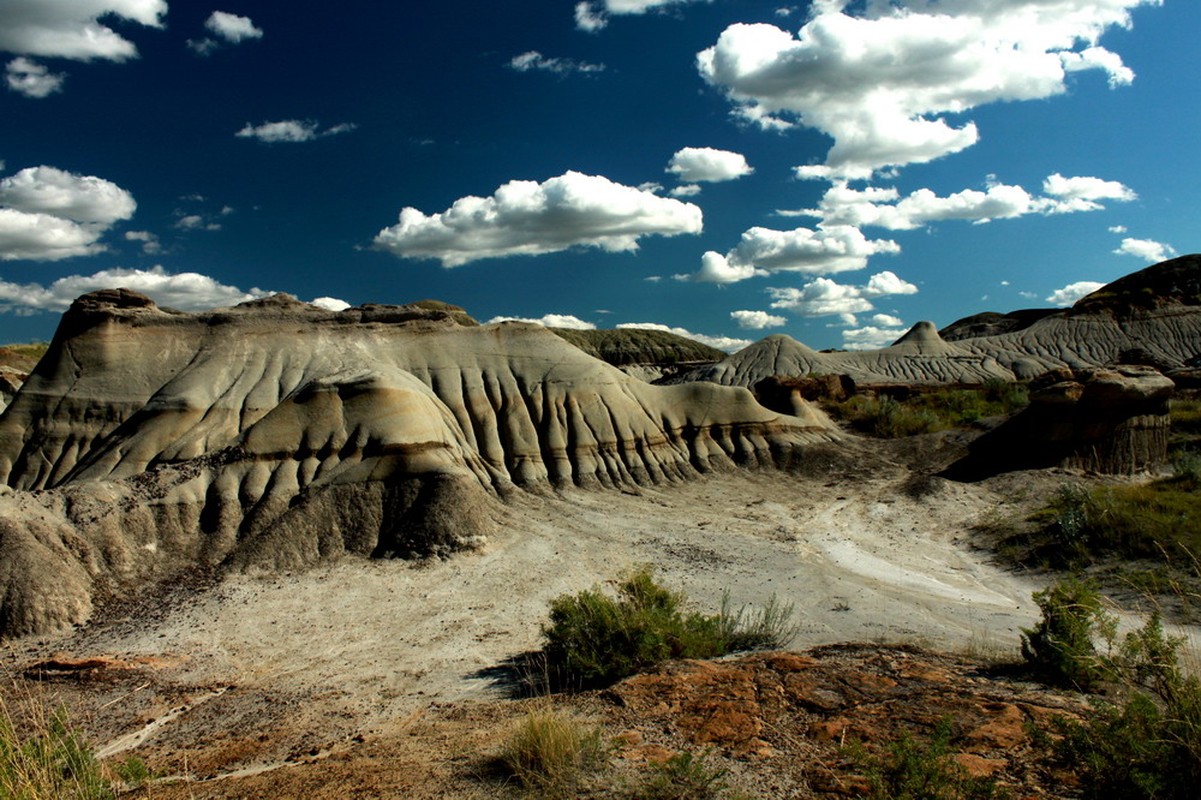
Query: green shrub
825,385,1027,438
1052,612,1201,799
630,750,732,800
851,718,1006,800
540,568,795,690
497,708,608,796
1020,578,1117,690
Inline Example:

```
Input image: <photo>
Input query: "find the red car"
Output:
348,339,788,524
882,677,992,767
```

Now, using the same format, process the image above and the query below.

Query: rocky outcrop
676,256,1201,388
0,290,837,639
941,365,1174,480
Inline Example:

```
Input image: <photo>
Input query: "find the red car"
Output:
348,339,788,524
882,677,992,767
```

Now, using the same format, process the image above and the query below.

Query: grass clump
497,708,608,797
540,568,796,690
850,718,1007,800
825,382,1027,438
1,691,123,800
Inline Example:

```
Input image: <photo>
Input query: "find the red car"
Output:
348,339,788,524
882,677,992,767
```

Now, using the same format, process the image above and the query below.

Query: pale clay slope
0,291,837,638
683,308,1201,387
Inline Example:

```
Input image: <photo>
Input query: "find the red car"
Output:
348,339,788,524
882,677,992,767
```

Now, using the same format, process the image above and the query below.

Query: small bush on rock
540,568,795,690
1021,577,1116,690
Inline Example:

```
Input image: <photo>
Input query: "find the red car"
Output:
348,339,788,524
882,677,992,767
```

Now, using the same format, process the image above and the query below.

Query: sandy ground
5,438,1129,795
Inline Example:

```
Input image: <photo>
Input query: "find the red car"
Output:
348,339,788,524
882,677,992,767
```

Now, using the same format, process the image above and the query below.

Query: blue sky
0,0,1195,351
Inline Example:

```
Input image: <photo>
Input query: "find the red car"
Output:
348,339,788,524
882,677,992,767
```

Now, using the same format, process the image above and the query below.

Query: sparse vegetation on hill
823,380,1028,438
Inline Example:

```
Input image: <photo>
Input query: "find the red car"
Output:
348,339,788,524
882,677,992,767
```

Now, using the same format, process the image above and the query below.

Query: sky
0,0,1197,352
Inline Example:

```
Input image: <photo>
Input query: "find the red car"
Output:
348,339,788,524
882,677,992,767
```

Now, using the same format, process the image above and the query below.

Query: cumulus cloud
1042,173,1137,212
0,265,268,314
373,171,703,267
124,229,160,254
1114,237,1176,262
5,57,65,98
696,224,899,283
730,309,786,330
0,166,136,260
698,1,1157,179
575,1,709,31
235,120,357,143
486,313,596,329
842,324,907,350
767,271,917,318
509,51,604,75
616,321,751,353
188,10,264,55
799,175,1135,230
666,147,753,183
1046,280,1105,307
669,184,702,198
0,0,166,61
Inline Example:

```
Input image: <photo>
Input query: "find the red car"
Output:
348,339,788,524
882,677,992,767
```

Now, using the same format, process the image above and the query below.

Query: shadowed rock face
941,366,1175,480
0,291,837,639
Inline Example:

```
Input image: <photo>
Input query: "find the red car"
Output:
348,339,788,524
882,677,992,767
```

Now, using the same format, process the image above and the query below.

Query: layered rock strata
0,290,836,638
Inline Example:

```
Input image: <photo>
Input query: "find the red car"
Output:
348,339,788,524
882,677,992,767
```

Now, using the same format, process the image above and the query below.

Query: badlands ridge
0,254,1199,641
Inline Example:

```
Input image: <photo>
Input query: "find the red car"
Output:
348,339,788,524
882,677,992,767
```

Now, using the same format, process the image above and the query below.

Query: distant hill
675,254,1201,387
549,327,726,367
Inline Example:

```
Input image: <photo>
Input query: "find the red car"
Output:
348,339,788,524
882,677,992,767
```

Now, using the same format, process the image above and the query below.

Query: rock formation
0,290,836,639
675,255,1201,388
941,365,1175,480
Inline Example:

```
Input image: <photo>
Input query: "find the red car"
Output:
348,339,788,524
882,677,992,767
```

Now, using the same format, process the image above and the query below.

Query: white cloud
1114,237,1176,262
767,270,917,317
310,296,350,311
189,10,263,55
730,309,786,330
373,170,703,267
1046,280,1105,307
509,51,604,75
124,229,160,254
669,184,702,198
799,174,1135,230
1041,173,1137,212
575,1,709,31
698,1,1157,179
0,0,166,61
174,214,220,232
0,265,268,314
207,11,262,43
5,57,65,98
616,322,750,353
0,166,136,261
842,324,907,350
1109,225,1128,234
870,313,903,327
236,120,357,143
696,224,899,283
666,147,753,183
575,2,608,31
486,313,596,330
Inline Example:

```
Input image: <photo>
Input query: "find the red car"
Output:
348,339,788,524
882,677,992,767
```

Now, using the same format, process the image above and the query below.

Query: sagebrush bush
1021,579,1201,798
850,718,1006,800
825,384,1027,438
630,750,732,800
540,568,796,690
1020,578,1116,690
